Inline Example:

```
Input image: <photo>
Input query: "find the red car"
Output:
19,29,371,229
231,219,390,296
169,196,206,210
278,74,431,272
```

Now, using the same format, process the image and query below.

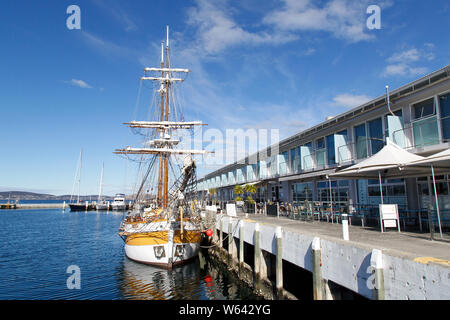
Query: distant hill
0,191,116,201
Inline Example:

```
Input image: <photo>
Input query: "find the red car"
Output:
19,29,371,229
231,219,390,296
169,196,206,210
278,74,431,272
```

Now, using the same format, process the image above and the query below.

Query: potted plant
243,183,257,197
208,188,217,205
244,184,257,209
233,185,244,206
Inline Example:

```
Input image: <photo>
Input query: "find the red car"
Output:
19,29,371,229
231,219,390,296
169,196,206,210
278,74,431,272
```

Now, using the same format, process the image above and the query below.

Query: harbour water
0,208,260,300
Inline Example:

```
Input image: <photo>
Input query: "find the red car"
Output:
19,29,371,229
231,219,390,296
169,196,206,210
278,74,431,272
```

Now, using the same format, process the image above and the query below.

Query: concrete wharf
1,203,130,210
15,203,65,209
210,211,450,300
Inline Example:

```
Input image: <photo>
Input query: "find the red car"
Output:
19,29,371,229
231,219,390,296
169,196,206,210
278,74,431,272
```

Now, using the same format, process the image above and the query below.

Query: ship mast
98,162,104,203
157,41,164,208
163,25,170,209
114,26,208,211
78,149,82,204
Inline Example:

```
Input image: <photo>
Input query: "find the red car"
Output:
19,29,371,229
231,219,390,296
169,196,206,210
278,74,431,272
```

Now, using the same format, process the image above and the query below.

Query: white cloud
303,47,316,56
92,0,138,32
67,79,93,89
80,31,137,61
263,0,378,42
186,0,297,54
387,48,420,63
382,45,435,77
332,93,372,108
383,64,427,77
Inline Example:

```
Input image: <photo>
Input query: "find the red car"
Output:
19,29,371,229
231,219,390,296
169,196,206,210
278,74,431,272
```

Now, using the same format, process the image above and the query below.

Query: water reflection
0,209,260,300
120,258,204,300
118,250,260,300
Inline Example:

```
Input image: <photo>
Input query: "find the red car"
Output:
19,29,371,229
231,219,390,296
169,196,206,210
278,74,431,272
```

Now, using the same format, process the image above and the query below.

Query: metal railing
197,117,449,190
391,115,450,150
336,137,385,165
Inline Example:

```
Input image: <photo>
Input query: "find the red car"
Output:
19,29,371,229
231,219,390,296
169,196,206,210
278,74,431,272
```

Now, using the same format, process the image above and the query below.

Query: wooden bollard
219,219,223,248
312,237,324,300
254,223,261,278
275,226,283,294
370,249,385,300
228,221,233,258
342,214,349,241
239,220,244,264
213,218,217,244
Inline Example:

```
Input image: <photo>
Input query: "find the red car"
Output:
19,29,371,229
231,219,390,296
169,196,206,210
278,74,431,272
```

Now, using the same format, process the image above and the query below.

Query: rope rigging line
133,154,157,204
132,79,143,121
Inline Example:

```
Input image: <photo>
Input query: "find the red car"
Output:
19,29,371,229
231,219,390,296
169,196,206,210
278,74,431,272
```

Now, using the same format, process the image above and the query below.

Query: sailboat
96,162,108,210
116,26,208,268
69,149,86,211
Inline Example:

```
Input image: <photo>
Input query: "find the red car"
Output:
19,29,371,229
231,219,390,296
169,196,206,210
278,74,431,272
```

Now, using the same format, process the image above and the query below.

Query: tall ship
116,26,208,268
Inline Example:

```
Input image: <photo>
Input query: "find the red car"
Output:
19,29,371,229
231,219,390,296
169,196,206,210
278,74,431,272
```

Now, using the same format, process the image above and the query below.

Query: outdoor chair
348,205,365,227
323,207,332,223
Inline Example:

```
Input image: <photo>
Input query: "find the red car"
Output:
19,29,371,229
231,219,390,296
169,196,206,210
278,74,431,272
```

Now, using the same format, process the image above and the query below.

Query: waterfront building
196,65,450,222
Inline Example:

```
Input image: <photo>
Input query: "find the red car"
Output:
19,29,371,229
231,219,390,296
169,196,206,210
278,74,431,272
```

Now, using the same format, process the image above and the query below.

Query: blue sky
0,0,449,196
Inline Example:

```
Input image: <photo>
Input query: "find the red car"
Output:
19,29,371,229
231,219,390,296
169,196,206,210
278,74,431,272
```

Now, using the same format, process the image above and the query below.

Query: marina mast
114,26,207,211
163,26,170,209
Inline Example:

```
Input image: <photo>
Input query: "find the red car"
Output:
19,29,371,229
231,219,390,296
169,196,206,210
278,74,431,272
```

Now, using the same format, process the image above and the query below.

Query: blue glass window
412,98,439,147
326,134,335,165
354,124,367,159
368,118,384,155
439,93,450,140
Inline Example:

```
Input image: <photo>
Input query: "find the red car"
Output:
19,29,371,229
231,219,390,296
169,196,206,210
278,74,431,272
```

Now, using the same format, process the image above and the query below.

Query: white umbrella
331,139,427,200
331,139,427,231
331,139,426,179
401,148,450,239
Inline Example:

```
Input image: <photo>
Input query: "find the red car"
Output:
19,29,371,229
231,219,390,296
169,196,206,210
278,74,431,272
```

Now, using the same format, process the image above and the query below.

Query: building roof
200,65,450,181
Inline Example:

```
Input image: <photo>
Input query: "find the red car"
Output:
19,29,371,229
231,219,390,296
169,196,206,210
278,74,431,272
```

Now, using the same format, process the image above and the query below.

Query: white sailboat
116,26,208,268
69,149,86,211
96,162,108,210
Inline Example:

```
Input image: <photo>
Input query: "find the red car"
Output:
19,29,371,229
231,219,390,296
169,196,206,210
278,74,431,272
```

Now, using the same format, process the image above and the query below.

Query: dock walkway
214,211,450,299
15,203,64,209
242,213,450,263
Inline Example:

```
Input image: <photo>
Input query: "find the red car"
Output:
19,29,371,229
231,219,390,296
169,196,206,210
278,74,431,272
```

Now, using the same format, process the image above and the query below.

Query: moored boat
96,201,108,211
111,194,127,211
69,149,86,212
69,202,86,211
115,26,208,268
96,162,108,210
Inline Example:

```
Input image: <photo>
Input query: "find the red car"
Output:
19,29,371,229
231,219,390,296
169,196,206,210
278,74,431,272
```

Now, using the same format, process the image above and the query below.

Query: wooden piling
275,226,283,295
312,237,324,300
239,220,244,264
219,219,223,248
254,223,261,278
213,217,217,244
370,249,385,300
228,220,233,258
